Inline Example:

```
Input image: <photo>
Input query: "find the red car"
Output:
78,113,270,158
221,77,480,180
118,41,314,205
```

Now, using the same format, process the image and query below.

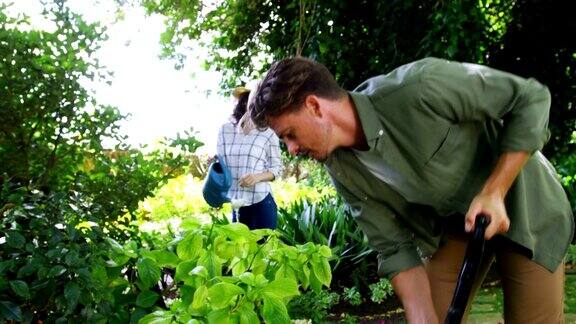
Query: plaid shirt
217,122,282,205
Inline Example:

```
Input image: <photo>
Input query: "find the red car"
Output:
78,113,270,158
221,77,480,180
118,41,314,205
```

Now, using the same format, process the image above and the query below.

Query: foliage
368,278,394,304
137,174,215,223
342,287,362,307
0,189,333,322
566,244,576,265
280,151,333,189
141,0,493,88
274,195,394,314
0,190,127,322
137,167,335,226
485,0,576,159
0,2,204,322
0,2,203,240
553,133,576,225
339,278,394,308
0,2,110,191
132,219,333,323
142,0,575,163
276,196,374,273
287,289,339,323
565,274,576,314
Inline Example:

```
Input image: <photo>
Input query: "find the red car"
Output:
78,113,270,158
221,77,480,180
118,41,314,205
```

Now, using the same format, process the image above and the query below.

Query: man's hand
465,151,530,239
465,192,509,240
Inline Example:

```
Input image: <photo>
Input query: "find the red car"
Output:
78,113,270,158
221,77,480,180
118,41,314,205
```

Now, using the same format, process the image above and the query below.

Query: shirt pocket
419,125,463,201
424,125,457,167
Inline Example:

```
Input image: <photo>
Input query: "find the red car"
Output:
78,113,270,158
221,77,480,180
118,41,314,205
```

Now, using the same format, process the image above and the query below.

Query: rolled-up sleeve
419,58,551,154
267,132,283,180
331,177,422,279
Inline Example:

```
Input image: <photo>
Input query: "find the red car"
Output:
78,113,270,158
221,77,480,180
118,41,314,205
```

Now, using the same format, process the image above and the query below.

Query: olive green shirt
325,57,574,279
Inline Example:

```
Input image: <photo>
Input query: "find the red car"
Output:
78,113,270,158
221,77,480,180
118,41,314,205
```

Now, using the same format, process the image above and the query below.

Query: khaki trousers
425,235,565,323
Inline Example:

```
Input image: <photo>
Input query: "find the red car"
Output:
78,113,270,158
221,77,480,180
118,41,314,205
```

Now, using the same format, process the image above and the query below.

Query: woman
216,86,282,229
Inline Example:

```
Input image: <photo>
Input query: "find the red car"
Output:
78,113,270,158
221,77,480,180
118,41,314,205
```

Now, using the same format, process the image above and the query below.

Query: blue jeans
232,193,277,230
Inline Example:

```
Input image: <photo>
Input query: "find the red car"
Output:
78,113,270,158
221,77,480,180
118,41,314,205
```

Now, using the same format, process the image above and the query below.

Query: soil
326,296,405,322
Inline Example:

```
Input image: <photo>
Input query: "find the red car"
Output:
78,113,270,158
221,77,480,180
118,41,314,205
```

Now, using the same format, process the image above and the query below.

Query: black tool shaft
444,215,489,324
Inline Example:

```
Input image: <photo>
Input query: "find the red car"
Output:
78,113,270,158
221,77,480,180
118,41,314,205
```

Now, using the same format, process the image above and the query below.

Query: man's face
268,102,333,162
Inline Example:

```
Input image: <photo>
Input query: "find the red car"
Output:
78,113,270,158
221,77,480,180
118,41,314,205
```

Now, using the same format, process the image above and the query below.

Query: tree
0,2,203,320
142,0,575,160
0,2,202,232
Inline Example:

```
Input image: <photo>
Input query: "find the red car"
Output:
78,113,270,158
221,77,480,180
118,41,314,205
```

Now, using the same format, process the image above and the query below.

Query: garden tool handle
444,214,490,324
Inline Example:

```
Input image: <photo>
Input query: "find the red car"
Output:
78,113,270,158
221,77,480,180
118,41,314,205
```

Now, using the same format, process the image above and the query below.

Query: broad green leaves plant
132,221,332,323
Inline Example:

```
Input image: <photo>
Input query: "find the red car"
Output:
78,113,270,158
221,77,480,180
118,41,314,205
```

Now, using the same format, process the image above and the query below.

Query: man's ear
304,94,322,117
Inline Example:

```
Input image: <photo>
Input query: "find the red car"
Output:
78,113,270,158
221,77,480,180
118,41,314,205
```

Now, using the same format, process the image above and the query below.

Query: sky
3,0,231,155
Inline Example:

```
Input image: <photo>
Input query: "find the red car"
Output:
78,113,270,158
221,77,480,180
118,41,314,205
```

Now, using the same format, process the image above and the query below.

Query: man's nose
286,141,299,156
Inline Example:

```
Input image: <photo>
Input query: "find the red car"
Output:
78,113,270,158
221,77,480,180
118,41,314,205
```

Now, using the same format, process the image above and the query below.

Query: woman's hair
231,90,250,125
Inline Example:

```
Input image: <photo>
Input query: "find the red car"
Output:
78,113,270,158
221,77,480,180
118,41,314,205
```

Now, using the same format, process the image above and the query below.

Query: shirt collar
348,91,386,150
325,91,386,167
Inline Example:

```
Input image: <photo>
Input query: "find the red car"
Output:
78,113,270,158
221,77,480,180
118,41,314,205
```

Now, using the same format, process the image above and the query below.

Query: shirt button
378,129,384,136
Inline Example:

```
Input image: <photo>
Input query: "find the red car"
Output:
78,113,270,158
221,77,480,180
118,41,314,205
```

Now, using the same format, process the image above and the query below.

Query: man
250,57,573,323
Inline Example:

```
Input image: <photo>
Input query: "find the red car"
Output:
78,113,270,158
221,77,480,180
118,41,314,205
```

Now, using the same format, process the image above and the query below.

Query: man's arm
391,266,438,324
420,59,551,154
465,151,530,238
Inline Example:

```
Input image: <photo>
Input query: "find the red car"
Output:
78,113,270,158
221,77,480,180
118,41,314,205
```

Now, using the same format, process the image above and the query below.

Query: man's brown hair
250,57,345,128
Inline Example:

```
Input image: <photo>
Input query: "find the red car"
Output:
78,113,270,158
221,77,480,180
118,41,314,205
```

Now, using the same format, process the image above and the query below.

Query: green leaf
190,285,208,310
189,265,208,278
309,270,323,293
175,260,196,284
136,258,160,289
261,278,299,300
91,264,108,286
207,309,233,324
177,233,203,261
207,282,244,310
64,250,81,266
136,291,159,308
6,231,25,249
239,304,260,324
16,263,36,278
220,223,254,241
231,258,248,276
0,301,22,321
199,251,223,278
9,280,30,299
180,285,194,305
216,242,238,260
238,272,256,286
274,264,296,282
261,296,290,324
108,278,130,288
296,265,310,290
311,257,332,287
319,245,332,258
64,282,81,310
48,265,67,278
138,310,172,324
154,251,179,268
130,308,147,324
